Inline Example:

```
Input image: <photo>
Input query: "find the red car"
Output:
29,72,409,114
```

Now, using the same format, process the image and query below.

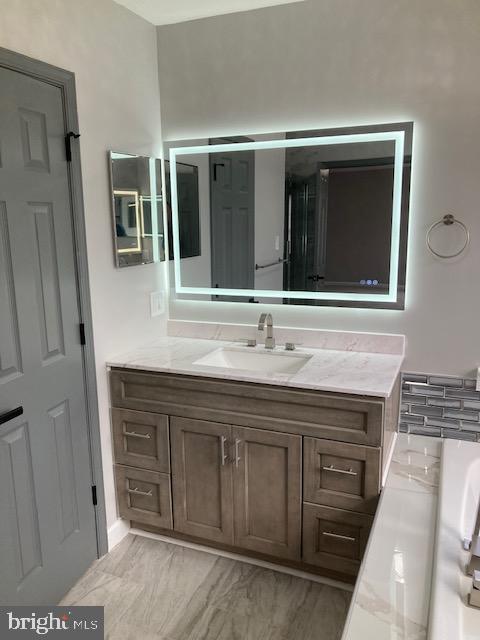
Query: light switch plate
150,291,165,317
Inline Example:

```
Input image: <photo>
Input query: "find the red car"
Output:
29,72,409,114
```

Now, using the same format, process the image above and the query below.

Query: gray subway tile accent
460,421,480,432
428,375,464,388
408,425,442,437
402,374,428,384
425,416,461,429
427,397,462,408
403,393,427,405
444,429,477,441
409,405,443,417
401,414,426,425
401,372,478,442
408,384,444,397
445,389,480,400
444,409,479,422
463,399,480,410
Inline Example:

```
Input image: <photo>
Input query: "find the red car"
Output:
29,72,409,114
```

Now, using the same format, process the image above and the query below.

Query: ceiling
114,0,305,26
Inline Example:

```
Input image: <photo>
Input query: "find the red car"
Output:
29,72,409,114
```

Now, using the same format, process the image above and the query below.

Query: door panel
232,426,301,560
171,417,233,544
0,420,42,589
0,65,97,605
210,150,254,299
19,107,51,172
30,202,65,363
49,400,79,541
0,202,22,381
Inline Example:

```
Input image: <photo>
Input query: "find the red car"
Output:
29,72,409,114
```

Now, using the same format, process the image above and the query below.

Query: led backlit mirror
166,122,412,309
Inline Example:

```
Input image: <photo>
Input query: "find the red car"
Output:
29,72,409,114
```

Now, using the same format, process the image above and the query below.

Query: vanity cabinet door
304,438,381,514
232,426,302,560
171,417,234,545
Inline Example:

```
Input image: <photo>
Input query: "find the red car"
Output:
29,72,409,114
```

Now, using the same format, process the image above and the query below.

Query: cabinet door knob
124,430,151,439
322,531,356,542
234,438,242,467
220,435,228,466
127,487,153,497
322,464,357,477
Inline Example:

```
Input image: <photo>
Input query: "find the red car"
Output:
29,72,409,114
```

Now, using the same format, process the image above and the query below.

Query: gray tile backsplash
401,372,480,442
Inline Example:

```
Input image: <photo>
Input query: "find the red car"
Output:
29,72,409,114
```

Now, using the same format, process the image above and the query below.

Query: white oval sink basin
193,346,311,374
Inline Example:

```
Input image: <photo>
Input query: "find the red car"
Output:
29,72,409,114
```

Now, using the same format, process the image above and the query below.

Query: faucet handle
285,342,302,351
239,338,257,347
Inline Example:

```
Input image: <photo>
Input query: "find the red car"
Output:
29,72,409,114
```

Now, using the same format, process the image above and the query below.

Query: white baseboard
130,527,353,592
107,518,130,551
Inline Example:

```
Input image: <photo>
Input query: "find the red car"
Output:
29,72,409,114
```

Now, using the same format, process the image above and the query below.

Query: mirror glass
165,160,200,260
166,123,412,309
109,152,165,267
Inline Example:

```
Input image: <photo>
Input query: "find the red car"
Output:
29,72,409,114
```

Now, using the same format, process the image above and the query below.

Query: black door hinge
91,485,98,506
79,323,86,346
65,131,80,162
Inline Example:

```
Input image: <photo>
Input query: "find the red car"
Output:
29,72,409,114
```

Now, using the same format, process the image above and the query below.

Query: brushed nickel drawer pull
220,435,228,466
235,438,241,467
124,430,151,439
127,487,152,497
322,464,357,476
322,531,356,542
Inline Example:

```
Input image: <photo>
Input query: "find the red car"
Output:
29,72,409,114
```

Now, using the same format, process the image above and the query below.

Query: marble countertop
342,433,441,640
106,336,404,397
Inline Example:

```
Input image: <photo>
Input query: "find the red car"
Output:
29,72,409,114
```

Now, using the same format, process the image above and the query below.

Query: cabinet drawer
110,369,384,446
302,503,372,576
112,408,170,473
304,438,380,514
115,465,172,529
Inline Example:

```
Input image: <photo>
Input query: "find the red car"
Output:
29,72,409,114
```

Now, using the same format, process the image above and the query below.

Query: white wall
0,0,167,532
157,0,480,377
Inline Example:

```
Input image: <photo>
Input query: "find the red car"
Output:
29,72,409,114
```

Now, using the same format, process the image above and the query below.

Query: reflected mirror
165,160,200,260
109,152,165,267
166,122,412,309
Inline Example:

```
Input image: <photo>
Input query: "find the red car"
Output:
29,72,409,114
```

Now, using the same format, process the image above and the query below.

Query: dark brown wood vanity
110,368,400,583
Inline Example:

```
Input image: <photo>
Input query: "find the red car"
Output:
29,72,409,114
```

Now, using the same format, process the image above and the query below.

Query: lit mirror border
169,129,406,305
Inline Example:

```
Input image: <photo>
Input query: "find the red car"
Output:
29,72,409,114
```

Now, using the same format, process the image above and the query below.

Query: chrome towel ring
426,214,470,259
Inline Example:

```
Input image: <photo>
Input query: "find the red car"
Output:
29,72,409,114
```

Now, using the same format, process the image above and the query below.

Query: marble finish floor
60,534,351,640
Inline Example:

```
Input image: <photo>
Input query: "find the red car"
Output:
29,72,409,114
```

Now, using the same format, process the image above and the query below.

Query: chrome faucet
258,313,275,350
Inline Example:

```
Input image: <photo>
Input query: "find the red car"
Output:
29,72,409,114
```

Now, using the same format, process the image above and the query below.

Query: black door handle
0,406,23,426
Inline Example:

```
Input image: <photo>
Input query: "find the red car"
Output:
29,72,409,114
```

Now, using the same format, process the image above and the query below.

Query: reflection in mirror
166,123,412,309
109,152,165,267
165,160,200,260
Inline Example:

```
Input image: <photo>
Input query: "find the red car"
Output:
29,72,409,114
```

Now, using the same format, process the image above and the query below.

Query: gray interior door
210,151,254,301
0,66,97,605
